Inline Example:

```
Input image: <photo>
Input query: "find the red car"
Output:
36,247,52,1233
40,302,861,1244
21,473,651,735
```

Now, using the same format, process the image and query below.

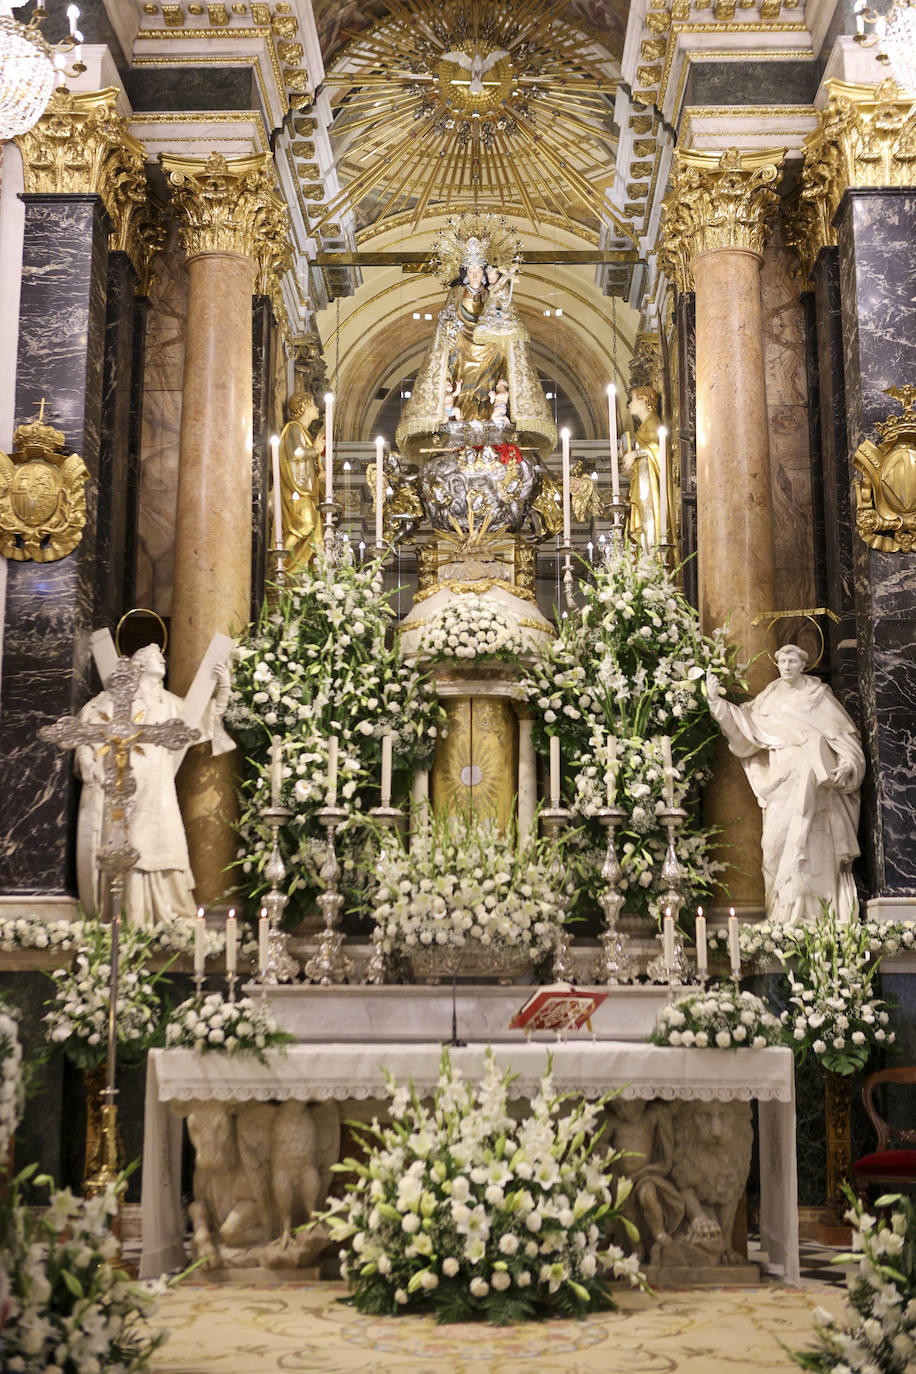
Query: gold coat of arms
853,386,916,553
0,405,89,562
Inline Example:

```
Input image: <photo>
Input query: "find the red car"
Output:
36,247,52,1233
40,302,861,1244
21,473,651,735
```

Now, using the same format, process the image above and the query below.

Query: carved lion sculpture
669,1099,754,1266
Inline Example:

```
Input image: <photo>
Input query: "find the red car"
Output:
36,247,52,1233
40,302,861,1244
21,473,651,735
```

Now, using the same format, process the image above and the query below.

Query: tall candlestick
606,734,618,807
663,911,675,969
324,392,334,502
728,908,740,976
560,428,571,542
195,906,206,977
607,384,620,502
258,906,269,974
695,907,707,978
658,424,668,547
380,731,393,808
549,735,561,804
327,734,339,807
661,735,675,807
270,434,283,548
225,909,237,975
375,435,385,547
270,734,282,808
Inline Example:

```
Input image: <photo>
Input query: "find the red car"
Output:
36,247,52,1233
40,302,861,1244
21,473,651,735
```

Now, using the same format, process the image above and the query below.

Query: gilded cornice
788,79,916,279
159,150,291,275
658,146,784,291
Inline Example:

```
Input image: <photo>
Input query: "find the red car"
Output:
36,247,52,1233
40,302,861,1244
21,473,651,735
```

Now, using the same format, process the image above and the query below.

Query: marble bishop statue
707,644,865,924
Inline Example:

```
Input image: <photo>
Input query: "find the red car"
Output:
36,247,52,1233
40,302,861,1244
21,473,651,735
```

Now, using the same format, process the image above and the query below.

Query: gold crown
12,401,67,466
876,385,916,444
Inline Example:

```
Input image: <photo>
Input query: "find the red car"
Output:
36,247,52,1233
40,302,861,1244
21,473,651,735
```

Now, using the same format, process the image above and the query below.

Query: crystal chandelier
855,0,916,93
0,0,85,142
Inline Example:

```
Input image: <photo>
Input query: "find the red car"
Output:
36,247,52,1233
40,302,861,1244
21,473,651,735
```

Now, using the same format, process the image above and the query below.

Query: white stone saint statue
706,644,865,924
76,643,233,926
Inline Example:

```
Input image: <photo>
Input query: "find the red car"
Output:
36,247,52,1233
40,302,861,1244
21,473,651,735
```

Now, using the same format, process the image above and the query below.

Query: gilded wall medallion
853,386,916,553
0,407,89,562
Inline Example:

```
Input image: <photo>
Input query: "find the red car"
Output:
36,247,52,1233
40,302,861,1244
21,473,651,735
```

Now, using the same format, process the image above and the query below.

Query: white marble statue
75,643,232,926
707,644,865,924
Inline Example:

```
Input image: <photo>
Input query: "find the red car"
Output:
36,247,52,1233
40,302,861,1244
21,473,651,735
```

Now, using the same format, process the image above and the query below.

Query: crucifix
40,656,199,1192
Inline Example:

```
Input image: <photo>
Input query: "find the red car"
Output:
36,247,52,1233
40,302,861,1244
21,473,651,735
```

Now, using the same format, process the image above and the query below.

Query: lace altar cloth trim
151,1043,793,1105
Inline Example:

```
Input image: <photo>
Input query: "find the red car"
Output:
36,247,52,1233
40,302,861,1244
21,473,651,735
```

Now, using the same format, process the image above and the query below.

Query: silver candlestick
646,803,689,987
591,804,638,984
605,496,629,555
269,542,288,588
304,804,353,984
318,498,348,569
541,805,576,982
363,802,406,985
259,803,300,984
559,536,575,607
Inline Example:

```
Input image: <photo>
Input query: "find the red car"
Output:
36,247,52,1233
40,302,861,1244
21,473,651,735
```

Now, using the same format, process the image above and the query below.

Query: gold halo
763,614,824,670
115,608,168,657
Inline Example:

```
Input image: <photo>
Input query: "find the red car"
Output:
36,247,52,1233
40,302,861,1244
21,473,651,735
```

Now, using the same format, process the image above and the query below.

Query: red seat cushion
854,1150,916,1178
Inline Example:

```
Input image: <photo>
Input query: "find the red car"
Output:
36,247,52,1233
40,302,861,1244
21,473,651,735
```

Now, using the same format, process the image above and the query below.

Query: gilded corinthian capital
787,79,916,279
14,87,159,286
658,147,784,292
159,152,292,288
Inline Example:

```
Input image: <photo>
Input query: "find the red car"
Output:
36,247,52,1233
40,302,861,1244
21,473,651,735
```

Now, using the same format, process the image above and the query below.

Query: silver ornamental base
592,804,638,984
646,929,689,989
407,942,532,986
304,805,353,985
259,805,300,985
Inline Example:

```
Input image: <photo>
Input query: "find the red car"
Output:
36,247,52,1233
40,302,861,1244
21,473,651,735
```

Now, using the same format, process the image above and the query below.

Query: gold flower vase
83,1063,124,1195
823,1068,853,1219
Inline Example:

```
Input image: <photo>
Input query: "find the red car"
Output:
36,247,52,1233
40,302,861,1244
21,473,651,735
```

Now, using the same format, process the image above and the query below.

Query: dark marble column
0,195,110,896
676,292,698,610
251,294,275,617
811,247,858,715
837,188,916,897
123,292,150,608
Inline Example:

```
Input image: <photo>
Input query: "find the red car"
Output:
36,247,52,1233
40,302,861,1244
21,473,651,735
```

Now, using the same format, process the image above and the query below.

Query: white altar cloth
140,1042,798,1282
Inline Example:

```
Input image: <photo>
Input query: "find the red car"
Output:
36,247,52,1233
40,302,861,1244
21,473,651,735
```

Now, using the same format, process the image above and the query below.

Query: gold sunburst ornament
321,0,622,235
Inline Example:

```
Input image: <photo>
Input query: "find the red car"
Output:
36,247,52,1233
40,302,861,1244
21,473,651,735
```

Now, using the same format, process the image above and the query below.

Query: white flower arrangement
164,992,292,1059
146,914,226,962
0,1003,23,1162
44,921,163,1073
0,915,79,953
319,1049,643,1321
779,908,895,1076
792,1190,916,1374
370,810,567,961
708,915,916,967
416,594,526,664
651,984,784,1050
520,548,740,920
0,1170,166,1373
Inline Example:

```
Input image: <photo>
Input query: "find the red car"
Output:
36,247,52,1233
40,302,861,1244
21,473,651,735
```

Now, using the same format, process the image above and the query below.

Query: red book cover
509,983,609,1033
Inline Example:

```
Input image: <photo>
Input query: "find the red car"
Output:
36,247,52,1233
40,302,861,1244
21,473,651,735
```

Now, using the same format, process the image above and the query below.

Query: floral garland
165,992,292,1059
370,810,568,960
792,1191,915,1374
519,549,742,920
44,921,164,1073
321,1049,643,1322
708,914,916,965
0,1170,167,1373
651,985,784,1050
416,594,526,664
226,558,445,924
0,1002,23,1163
0,912,227,962
778,909,895,1076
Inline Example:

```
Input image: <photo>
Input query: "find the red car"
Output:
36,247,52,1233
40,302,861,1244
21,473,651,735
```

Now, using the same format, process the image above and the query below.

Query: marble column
661,148,783,913
161,153,290,907
675,292,698,611
251,294,275,616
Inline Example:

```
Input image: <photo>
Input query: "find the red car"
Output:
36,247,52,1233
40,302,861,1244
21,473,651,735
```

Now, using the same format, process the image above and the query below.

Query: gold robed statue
624,385,674,553
278,392,325,573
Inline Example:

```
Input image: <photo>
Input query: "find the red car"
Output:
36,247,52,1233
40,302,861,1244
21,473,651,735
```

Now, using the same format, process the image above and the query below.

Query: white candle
226,909,237,975
324,392,334,502
549,735,561,804
381,731,393,808
375,436,385,547
258,907,269,974
270,434,283,548
663,912,675,969
728,908,740,975
607,384,620,502
695,907,707,977
661,735,675,807
606,735,618,807
194,906,205,976
560,428,571,542
658,424,668,547
270,734,282,808
327,734,339,807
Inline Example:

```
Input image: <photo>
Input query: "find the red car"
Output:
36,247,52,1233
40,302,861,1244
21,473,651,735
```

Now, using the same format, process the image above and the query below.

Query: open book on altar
509,984,609,1034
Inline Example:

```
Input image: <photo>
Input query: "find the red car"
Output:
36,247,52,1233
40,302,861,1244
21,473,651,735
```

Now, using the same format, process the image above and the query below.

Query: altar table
140,1041,798,1282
